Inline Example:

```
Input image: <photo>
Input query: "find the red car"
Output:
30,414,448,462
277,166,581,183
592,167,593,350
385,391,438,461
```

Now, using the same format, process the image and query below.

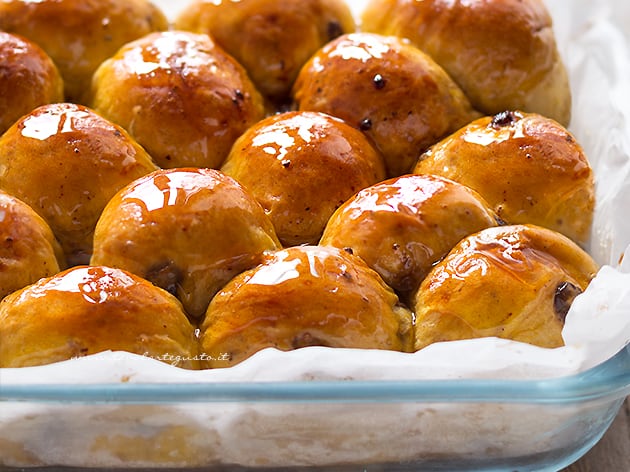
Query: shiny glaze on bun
293,32,480,177
414,111,594,245
89,31,265,169
0,265,198,368
91,168,281,319
320,173,498,300
0,103,159,266
222,111,386,246
200,245,414,368
413,225,599,350
0,32,63,134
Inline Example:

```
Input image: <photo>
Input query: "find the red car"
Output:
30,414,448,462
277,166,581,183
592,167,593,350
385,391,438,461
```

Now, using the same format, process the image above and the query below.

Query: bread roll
293,32,480,177
0,32,63,134
0,266,198,368
0,0,168,103
91,168,281,319
413,111,594,245
0,190,64,300
413,225,599,350
89,31,265,169
361,0,571,125
0,103,159,266
175,0,356,106
200,245,414,368
320,174,498,300
221,110,386,246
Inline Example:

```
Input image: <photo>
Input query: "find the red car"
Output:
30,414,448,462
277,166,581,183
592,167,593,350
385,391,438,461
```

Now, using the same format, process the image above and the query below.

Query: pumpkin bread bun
0,190,65,300
0,0,168,103
0,103,159,266
0,32,63,134
361,0,571,126
413,225,599,351
175,0,356,107
0,266,198,369
293,32,480,177
199,245,414,368
221,111,387,246
413,111,595,245
89,31,265,169
91,168,281,320
320,174,498,301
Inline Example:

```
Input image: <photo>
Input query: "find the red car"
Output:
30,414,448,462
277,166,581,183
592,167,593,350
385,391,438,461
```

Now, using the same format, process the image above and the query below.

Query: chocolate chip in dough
554,281,583,323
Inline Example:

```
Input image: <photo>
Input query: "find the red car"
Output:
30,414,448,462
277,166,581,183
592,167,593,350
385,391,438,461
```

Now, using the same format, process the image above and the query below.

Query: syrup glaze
91,168,281,319
200,245,414,368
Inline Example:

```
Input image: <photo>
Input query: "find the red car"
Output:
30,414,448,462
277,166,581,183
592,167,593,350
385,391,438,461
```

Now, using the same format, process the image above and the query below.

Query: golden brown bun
0,32,63,134
0,103,159,266
0,265,198,368
413,111,594,245
413,225,599,350
293,32,480,177
361,0,571,126
175,0,356,105
0,190,65,300
320,174,498,300
0,0,168,103
91,168,282,319
89,31,265,169
199,245,414,368
0,0,168,102
221,111,387,246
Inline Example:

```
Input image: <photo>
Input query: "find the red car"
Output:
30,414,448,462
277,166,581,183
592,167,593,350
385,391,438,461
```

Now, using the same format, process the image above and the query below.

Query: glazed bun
413,225,599,350
0,0,168,103
0,103,159,266
0,32,63,134
0,190,65,300
175,0,356,106
293,32,480,177
89,31,265,169
199,245,414,368
221,111,386,246
320,174,498,300
0,266,198,368
361,0,571,125
413,111,595,245
91,168,281,319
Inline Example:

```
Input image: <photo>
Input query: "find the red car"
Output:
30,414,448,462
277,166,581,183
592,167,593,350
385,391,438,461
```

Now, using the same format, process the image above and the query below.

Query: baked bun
320,174,498,300
293,32,480,177
0,103,158,266
175,0,356,106
91,168,281,319
199,245,414,368
413,225,599,350
0,190,65,300
361,0,571,125
413,111,594,245
0,0,168,103
221,111,386,246
89,31,265,169
0,266,198,368
0,32,63,134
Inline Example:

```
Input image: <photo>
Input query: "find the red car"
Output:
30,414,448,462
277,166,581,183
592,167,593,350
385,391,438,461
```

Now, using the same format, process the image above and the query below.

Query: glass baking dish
0,343,629,471
1,0,630,470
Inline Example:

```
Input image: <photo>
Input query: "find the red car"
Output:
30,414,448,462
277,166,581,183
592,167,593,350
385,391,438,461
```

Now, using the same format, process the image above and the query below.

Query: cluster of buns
0,0,598,370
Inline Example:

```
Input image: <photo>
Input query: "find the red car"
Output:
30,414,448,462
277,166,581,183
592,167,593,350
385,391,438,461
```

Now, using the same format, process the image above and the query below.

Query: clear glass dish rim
1,344,629,406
